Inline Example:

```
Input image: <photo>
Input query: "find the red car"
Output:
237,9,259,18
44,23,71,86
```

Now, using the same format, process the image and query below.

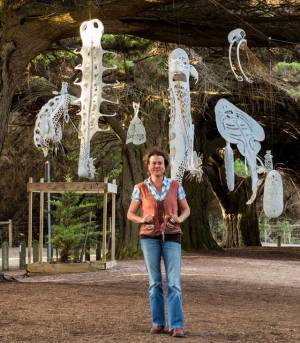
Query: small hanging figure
187,151,203,183
34,82,74,157
126,102,146,145
228,28,253,83
215,98,265,202
168,48,198,184
263,150,284,218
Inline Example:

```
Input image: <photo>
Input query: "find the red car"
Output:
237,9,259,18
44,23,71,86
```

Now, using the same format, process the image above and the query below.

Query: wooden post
33,240,39,263
2,241,9,271
8,219,12,248
28,177,33,264
102,177,108,263
277,235,282,247
111,179,116,262
39,178,44,263
19,241,26,270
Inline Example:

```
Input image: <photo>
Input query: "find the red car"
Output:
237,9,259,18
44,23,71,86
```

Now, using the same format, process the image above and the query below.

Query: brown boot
150,325,165,334
172,328,185,337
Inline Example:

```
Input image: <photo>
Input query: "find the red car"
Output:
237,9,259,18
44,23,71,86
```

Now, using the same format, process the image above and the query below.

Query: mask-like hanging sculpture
215,99,265,201
168,48,198,183
75,19,117,179
126,102,146,145
34,82,74,157
263,150,284,218
228,28,253,83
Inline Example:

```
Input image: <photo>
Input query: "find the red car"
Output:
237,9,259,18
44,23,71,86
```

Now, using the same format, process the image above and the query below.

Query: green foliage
151,55,167,70
50,182,98,262
287,86,300,100
32,50,77,68
108,166,122,181
259,218,271,243
275,62,300,73
234,158,251,178
102,34,151,55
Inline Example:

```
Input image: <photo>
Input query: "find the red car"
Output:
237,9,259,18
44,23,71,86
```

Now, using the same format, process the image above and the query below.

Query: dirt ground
1,247,300,343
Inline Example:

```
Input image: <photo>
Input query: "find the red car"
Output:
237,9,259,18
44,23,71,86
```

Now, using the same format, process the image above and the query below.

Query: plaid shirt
131,177,186,202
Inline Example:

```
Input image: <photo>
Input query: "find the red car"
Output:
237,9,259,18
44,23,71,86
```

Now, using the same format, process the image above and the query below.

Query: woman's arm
171,198,190,224
127,200,153,224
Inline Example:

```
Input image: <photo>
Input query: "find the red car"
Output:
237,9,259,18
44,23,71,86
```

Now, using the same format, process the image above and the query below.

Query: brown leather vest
138,180,182,237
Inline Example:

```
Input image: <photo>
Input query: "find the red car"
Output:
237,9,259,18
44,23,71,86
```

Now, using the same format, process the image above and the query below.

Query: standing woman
127,147,190,337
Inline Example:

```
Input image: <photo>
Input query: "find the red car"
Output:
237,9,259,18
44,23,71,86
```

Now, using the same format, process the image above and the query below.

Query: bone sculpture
263,150,284,218
126,102,146,145
215,99,265,201
75,19,117,179
228,28,253,83
34,82,74,157
168,48,198,183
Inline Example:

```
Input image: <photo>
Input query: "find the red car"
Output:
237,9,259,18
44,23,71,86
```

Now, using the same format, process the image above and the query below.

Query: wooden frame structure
0,219,13,247
27,177,117,273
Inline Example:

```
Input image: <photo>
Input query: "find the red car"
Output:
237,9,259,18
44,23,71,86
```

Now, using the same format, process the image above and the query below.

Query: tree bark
116,144,146,257
206,153,261,248
182,177,220,250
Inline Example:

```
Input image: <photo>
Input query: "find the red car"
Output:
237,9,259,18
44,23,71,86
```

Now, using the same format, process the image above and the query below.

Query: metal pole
45,161,52,261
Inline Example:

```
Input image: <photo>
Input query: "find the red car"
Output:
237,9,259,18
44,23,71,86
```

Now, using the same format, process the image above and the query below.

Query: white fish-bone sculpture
75,19,118,179
168,48,198,183
228,28,253,83
215,99,265,201
34,82,75,157
263,150,284,218
126,102,146,145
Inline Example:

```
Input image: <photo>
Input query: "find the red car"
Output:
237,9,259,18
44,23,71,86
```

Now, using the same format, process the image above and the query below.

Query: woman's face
148,155,165,178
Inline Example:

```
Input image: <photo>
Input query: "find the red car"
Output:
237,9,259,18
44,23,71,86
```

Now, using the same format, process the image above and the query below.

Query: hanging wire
268,38,274,153
88,0,92,20
207,0,300,46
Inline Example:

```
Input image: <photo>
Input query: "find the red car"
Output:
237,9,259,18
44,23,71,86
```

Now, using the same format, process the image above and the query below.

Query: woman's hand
170,214,182,224
142,215,154,224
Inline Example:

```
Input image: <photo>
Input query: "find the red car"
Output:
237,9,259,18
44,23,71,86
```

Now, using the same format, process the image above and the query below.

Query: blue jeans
141,238,184,329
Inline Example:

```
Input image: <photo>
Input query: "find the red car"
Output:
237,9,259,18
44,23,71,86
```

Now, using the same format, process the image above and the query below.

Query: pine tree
51,181,98,262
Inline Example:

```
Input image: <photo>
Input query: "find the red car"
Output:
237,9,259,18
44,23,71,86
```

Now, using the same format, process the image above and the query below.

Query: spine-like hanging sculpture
263,150,284,218
168,48,198,183
126,102,146,145
215,98,265,201
75,19,117,179
34,82,74,157
228,28,253,83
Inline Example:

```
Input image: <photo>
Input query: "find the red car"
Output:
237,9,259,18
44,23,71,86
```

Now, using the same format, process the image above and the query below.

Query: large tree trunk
117,144,146,258
207,153,261,248
0,42,17,154
182,177,220,250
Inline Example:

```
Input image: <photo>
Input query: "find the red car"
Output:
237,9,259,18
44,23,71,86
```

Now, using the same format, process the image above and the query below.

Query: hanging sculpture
34,82,75,157
263,150,284,218
215,98,265,201
168,48,199,183
75,19,118,179
187,151,203,183
126,102,146,145
228,28,253,83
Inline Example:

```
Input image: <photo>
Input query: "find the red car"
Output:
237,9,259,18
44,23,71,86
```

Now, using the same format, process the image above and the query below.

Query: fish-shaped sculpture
34,82,74,157
215,98,265,200
168,48,198,183
75,19,118,179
